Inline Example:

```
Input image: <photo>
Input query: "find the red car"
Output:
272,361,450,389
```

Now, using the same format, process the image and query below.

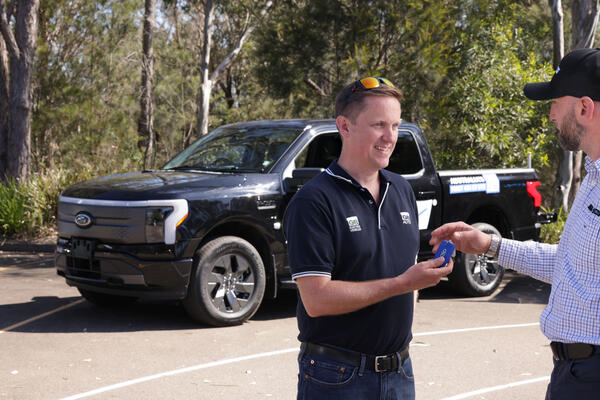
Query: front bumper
55,238,193,300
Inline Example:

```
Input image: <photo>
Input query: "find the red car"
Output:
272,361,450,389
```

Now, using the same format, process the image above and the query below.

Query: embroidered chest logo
589,204,600,216
346,216,362,232
400,212,411,224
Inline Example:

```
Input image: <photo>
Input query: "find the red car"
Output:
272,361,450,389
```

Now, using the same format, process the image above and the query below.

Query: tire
448,222,504,297
78,288,138,307
183,236,266,326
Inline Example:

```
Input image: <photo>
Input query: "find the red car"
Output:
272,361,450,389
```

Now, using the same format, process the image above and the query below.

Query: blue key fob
434,240,455,267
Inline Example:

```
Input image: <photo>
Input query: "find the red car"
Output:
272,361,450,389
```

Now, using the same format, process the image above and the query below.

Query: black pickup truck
55,119,555,326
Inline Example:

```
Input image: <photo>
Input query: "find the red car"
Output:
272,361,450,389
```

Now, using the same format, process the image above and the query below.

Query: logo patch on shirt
400,212,411,224
346,216,361,232
589,204,600,217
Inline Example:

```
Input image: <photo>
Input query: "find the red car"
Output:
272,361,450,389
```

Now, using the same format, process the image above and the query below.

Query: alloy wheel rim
205,253,256,314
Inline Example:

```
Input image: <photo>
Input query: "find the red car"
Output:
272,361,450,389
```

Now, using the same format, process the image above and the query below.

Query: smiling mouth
375,145,391,152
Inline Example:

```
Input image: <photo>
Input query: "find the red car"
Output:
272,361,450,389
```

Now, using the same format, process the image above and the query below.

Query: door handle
417,190,436,199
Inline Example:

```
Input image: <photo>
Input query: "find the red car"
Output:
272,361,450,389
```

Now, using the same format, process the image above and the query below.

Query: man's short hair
335,78,403,120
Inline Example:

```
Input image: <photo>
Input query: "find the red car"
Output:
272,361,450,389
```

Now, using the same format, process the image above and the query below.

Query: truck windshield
162,125,301,173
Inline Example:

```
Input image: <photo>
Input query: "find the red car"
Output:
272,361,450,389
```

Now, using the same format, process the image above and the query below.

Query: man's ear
336,115,351,138
578,96,596,122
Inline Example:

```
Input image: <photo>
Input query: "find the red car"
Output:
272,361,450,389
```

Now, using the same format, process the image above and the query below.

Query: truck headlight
145,207,173,243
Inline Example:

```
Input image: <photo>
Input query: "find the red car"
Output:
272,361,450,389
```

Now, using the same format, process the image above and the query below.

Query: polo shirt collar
326,160,392,188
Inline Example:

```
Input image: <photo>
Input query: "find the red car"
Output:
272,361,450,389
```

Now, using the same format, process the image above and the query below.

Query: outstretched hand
429,222,491,255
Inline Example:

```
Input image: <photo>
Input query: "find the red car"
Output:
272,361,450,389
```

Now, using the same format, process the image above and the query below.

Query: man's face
550,96,586,151
343,96,402,172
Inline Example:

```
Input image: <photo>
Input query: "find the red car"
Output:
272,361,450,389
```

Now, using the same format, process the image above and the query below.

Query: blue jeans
297,346,415,400
545,352,600,399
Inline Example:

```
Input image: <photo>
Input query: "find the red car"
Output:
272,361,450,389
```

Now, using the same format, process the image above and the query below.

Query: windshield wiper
201,166,241,172
162,165,202,171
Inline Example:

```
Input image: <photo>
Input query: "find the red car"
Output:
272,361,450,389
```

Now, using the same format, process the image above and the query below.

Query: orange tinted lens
380,77,395,87
359,77,380,89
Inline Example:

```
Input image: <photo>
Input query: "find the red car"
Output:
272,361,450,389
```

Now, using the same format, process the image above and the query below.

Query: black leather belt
301,342,409,372
550,341,600,360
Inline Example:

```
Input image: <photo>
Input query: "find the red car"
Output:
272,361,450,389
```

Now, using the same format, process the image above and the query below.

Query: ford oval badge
74,212,93,228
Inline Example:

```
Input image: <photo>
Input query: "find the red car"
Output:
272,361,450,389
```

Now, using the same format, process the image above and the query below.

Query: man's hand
399,256,454,292
429,221,492,255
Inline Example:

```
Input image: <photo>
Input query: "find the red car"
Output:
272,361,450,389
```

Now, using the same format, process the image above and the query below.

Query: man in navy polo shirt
284,77,453,400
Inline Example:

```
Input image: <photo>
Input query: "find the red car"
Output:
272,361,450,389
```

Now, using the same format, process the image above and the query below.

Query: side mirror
283,168,324,193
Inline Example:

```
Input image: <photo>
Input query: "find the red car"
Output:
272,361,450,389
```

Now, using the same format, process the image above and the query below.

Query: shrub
0,167,97,238
539,207,566,245
0,179,29,236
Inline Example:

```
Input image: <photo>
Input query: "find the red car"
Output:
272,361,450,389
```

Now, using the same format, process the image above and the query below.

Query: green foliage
10,0,563,238
0,167,98,238
427,23,556,173
539,207,566,244
252,0,459,118
0,180,29,236
33,0,143,173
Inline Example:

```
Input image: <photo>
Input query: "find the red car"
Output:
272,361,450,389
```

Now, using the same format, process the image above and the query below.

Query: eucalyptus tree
0,0,39,181
196,0,272,137
33,0,142,174
567,0,599,205
0,30,7,177
140,0,157,170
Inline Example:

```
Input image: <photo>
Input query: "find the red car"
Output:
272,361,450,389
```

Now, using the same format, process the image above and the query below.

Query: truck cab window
295,130,422,175
387,130,423,175
301,134,342,168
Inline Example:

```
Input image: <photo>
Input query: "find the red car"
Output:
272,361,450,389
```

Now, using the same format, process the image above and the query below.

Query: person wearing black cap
430,47,600,399
284,78,453,400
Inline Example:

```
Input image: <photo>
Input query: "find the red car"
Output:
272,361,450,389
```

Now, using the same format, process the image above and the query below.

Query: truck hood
61,170,257,201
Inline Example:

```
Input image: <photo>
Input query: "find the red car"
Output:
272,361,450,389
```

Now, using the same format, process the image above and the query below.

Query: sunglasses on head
351,77,395,92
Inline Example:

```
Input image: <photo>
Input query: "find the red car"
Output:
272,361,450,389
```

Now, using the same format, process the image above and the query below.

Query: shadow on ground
1,289,299,334
417,271,550,305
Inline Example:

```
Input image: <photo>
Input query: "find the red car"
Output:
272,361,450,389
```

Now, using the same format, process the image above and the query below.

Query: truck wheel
448,222,504,297
183,236,266,326
78,288,138,307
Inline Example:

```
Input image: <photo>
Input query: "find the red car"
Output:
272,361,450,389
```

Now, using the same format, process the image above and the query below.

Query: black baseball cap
524,47,600,101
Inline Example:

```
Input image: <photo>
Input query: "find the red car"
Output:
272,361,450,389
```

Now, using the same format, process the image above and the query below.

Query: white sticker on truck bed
482,173,500,194
448,174,500,195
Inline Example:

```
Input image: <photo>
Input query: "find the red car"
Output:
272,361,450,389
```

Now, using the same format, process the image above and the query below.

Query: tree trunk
570,151,583,206
0,35,8,179
139,0,156,170
572,0,600,48
197,0,215,137
549,0,571,211
0,0,39,182
552,150,573,211
196,0,272,137
569,0,600,204
550,0,564,69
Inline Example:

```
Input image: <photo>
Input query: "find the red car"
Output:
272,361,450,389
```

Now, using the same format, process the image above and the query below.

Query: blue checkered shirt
499,156,600,345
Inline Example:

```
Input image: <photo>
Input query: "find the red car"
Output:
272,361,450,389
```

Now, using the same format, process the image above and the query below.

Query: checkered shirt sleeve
498,156,600,345
498,239,557,284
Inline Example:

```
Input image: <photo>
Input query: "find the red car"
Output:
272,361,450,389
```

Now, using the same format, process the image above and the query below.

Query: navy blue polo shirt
283,160,419,355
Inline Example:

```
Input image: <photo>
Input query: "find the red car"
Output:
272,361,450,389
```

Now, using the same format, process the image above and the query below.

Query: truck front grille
67,257,101,280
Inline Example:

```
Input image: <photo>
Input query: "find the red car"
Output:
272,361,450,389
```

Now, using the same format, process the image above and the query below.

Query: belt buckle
374,355,387,372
